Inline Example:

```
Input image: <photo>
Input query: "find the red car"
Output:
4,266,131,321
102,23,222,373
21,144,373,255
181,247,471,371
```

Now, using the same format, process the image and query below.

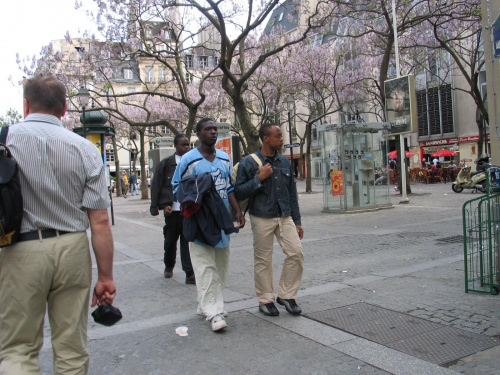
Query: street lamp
77,86,90,138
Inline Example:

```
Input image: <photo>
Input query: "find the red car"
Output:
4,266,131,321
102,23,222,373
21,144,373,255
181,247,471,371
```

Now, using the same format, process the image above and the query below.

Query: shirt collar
24,113,64,128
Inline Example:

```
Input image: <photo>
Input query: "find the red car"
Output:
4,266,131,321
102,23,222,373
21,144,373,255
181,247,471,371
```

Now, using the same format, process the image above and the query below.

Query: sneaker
211,314,227,331
259,302,279,316
197,308,228,317
164,267,173,278
276,297,302,315
185,274,196,284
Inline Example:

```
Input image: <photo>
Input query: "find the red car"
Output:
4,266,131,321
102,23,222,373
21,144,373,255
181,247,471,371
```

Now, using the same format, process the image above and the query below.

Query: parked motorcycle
452,157,490,193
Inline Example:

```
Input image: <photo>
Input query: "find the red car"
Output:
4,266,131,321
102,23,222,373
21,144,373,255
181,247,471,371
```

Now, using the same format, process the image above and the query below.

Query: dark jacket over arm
177,172,239,247
150,154,177,215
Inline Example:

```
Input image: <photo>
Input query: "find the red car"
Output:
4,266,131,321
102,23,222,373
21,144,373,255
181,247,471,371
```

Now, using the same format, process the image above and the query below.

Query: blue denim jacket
234,148,301,225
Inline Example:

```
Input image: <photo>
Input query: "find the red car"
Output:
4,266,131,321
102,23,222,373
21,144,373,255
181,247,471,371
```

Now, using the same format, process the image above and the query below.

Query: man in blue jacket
172,118,244,332
234,123,304,317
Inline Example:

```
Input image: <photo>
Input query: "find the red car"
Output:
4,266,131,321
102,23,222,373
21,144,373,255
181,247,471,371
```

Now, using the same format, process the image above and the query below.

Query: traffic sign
154,137,174,147
284,143,300,148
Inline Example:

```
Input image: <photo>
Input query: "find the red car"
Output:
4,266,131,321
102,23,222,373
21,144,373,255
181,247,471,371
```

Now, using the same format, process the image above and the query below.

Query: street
40,180,500,374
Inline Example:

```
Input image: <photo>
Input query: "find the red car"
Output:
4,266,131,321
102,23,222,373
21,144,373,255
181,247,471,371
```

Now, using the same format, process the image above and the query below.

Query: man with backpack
0,75,116,374
234,123,304,317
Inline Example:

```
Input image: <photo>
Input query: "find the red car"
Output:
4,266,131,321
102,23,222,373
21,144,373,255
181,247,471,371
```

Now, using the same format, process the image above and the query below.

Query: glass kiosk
318,122,392,212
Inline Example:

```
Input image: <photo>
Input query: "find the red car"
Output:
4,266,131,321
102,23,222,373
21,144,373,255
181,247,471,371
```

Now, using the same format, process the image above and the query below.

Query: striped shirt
6,113,109,233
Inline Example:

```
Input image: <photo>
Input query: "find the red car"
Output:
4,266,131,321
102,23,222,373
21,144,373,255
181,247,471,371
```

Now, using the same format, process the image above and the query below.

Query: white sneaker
211,314,227,331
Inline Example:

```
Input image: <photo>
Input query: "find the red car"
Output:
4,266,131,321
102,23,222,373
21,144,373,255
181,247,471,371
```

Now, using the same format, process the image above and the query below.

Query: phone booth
318,122,392,212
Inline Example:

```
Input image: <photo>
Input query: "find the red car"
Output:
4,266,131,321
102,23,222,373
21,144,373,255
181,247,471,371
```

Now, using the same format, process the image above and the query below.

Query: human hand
164,206,173,215
92,279,116,307
258,163,273,181
235,211,245,228
296,225,304,240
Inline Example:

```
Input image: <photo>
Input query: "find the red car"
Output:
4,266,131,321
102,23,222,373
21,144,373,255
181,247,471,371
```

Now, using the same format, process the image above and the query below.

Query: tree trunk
305,122,313,193
233,97,260,153
139,130,149,199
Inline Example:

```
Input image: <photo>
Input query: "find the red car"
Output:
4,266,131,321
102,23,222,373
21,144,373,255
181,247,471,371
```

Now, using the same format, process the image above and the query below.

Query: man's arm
228,192,245,228
150,159,166,215
87,208,116,307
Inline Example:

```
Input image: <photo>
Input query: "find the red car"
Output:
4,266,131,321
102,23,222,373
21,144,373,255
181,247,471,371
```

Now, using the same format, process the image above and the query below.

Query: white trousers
189,242,229,321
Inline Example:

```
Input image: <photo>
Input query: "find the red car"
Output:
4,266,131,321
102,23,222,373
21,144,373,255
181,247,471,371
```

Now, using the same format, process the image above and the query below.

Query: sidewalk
40,180,500,374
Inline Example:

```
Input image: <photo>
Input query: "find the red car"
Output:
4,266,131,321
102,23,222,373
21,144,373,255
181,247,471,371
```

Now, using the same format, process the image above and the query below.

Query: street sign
284,143,300,148
154,137,174,147
216,122,231,134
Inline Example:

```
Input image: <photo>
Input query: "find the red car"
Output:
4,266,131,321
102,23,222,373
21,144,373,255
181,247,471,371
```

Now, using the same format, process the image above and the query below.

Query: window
149,142,157,150
199,56,208,68
146,26,153,38
127,87,136,93
161,126,170,134
308,33,323,46
144,66,154,83
185,55,193,68
158,67,166,82
105,148,115,162
124,68,133,80
186,73,193,84
148,126,157,136
416,84,454,137
156,43,166,52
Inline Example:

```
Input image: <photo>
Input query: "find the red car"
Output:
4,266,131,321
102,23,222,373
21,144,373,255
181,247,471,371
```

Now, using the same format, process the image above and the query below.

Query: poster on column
384,75,417,135
331,170,344,196
215,135,232,160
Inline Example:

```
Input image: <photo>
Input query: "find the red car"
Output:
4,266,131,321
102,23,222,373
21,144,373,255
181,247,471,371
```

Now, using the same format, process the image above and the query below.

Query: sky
0,1,97,117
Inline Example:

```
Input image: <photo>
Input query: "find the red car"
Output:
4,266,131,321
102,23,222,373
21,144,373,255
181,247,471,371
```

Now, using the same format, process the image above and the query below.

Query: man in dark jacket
234,123,304,317
150,134,195,284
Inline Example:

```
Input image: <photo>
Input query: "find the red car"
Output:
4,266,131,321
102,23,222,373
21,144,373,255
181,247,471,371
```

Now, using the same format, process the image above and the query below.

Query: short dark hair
196,118,215,133
259,123,278,141
173,133,187,145
23,75,66,117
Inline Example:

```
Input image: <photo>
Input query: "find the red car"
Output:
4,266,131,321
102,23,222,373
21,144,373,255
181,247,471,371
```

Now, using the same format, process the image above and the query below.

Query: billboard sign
384,75,417,135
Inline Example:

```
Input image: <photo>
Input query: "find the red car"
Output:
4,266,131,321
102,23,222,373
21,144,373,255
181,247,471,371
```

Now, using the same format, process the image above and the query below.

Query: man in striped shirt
0,75,116,374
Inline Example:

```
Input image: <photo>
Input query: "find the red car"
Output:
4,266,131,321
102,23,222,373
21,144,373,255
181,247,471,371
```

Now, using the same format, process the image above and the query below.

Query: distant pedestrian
121,171,129,197
234,123,304,317
172,118,245,332
129,171,138,195
150,134,195,284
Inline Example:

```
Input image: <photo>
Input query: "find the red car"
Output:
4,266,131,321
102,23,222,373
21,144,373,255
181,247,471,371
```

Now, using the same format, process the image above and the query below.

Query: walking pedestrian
234,123,304,317
0,75,116,374
129,171,138,195
150,134,195,284
172,118,244,331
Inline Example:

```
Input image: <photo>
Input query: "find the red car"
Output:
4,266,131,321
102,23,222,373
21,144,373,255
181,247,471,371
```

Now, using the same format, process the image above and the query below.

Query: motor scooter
452,157,489,193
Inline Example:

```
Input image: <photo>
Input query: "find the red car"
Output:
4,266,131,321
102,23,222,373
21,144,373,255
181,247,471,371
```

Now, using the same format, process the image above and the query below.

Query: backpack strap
249,153,263,167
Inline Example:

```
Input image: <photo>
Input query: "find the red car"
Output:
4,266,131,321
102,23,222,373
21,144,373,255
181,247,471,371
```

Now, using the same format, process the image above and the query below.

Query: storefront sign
330,171,344,196
419,135,488,147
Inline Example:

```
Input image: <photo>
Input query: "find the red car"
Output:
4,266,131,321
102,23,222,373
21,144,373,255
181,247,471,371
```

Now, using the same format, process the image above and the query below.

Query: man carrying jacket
172,118,245,332
150,134,195,284
234,123,304,317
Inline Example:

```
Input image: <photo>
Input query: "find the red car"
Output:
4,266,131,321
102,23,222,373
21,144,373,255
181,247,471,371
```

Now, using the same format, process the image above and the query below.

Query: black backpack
0,126,23,247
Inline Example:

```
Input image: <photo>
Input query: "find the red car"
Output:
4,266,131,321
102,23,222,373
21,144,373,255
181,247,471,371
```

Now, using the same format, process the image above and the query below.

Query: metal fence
462,167,500,294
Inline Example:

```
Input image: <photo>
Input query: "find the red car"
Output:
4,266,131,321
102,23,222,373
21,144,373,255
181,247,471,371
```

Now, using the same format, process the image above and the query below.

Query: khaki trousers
189,242,229,321
0,232,91,375
250,215,304,304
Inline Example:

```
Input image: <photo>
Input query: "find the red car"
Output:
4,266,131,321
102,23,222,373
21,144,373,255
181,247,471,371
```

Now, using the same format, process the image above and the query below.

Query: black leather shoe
185,274,196,284
164,267,173,278
259,302,279,316
276,297,302,315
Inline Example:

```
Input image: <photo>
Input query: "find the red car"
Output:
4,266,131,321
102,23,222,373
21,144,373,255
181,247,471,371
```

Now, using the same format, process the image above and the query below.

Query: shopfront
419,135,490,165
318,123,392,213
